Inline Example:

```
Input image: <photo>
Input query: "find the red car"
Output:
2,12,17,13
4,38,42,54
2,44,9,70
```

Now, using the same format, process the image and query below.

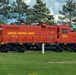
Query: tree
0,0,11,24
26,0,54,25
10,0,29,24
59,0,76,27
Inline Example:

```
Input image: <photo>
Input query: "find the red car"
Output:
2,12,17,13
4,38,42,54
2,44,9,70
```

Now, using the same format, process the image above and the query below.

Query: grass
0,52,76,75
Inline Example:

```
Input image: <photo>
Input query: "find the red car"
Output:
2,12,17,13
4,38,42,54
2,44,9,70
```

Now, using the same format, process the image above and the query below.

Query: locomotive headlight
1,42,4,45
20,43,23,45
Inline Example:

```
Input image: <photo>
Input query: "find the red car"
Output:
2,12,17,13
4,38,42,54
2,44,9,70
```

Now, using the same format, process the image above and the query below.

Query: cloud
24,0,63,15
24,0,32,5
54,14,64,22
13,0,76,15
56,0,66,3
52,1,62,14
24,0,36,7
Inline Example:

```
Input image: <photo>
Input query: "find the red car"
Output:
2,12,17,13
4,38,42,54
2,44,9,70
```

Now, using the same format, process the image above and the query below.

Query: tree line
0,0,76,27
0,0,54,25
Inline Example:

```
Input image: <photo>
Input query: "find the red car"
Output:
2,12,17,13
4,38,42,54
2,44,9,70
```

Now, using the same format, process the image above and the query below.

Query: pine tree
26,0,54,25
10,0,29,24
0,0,11,24
59,0,76,27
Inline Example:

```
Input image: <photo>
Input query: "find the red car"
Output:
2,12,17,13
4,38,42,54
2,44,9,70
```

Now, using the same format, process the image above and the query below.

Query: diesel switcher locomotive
0,24,76,52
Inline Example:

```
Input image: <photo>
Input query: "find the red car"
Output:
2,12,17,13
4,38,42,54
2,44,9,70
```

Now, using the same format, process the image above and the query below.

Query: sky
23,0,75,15
23,0,64,15
11,0,76,15
22,0,76,21
10,0,76,22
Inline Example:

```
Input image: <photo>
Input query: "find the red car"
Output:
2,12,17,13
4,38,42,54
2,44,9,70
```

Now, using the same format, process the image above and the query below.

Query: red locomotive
0,24,76,52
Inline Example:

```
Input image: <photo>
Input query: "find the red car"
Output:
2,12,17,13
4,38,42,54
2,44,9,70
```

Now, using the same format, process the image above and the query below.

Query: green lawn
0,52,76,75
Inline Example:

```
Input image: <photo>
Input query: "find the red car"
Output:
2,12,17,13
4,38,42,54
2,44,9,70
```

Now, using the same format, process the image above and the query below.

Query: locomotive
0,24,76,52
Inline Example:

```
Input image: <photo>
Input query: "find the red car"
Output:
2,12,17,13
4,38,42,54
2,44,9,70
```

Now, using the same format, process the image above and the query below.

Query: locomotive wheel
58,49,62,52
0,44,11,53
17,46,25,53
0,47,8,53
55,48,59,52
56,47,62,52
17,49,25,53
67,47,73,52
72,48,76,52
0,48,5,52
73,48,76,52
69,49,73,52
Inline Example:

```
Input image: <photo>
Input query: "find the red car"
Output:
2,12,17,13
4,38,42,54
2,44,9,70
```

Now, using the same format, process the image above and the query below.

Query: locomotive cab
57,25,70,43
59,25,70,38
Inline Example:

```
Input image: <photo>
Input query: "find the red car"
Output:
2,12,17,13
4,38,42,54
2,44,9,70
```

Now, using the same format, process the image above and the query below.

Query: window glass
62,29,68,34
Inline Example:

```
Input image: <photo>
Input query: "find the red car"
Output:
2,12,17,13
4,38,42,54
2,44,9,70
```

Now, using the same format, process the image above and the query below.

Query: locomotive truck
0,24,76,52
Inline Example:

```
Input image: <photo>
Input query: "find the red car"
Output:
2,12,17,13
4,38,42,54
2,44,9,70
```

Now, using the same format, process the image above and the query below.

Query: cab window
62,29,68,34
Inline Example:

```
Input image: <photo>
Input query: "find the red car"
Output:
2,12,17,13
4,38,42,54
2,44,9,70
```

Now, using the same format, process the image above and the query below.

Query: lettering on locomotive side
62,35,68,38
7,32,17,35
28,32,35,35
18,32,27,35
7,32,35,35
